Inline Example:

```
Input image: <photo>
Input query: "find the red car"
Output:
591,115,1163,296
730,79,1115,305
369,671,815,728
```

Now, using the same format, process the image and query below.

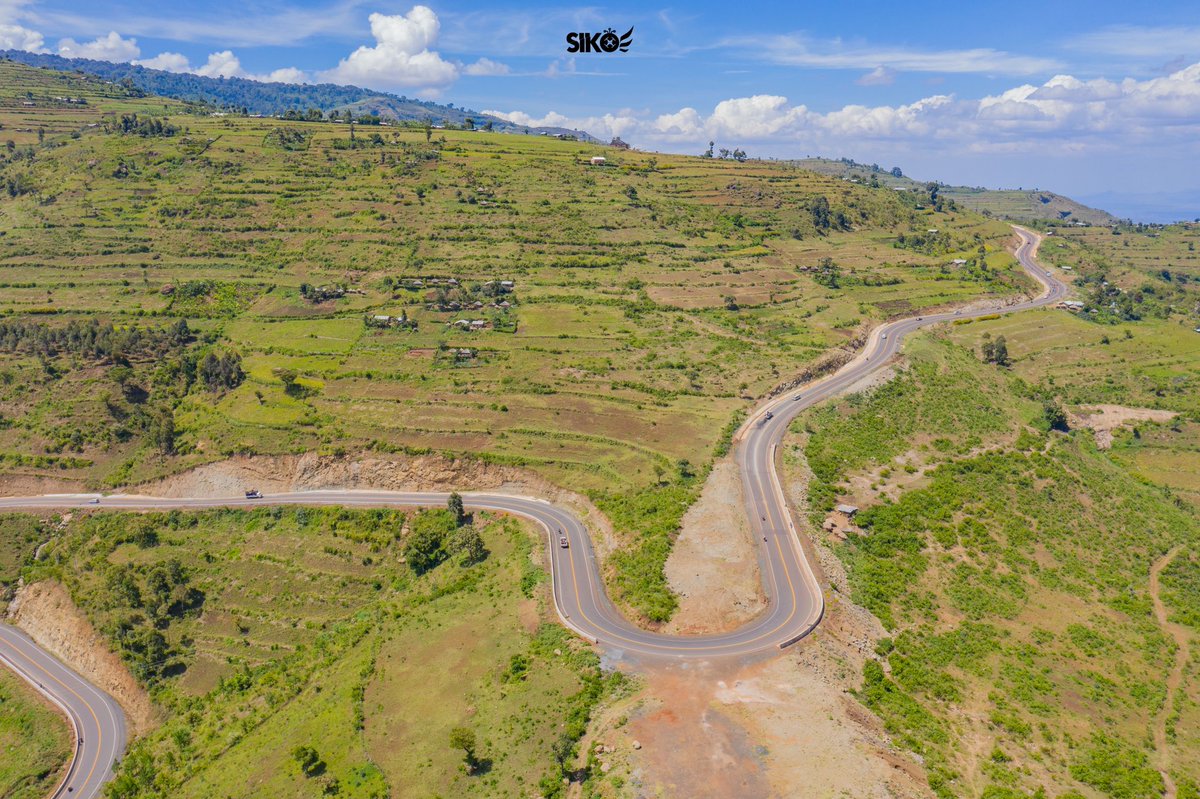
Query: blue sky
3,0,1200,220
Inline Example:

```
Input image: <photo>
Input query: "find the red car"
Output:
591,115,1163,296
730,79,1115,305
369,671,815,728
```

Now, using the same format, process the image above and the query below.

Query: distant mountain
0,49,598,141
795,157,1118,226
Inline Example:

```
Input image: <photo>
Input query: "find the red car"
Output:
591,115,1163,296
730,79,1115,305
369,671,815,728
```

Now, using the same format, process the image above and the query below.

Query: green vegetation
797,330,1200,798
0,61,1035,621
16,504,626,798
0,666,71,799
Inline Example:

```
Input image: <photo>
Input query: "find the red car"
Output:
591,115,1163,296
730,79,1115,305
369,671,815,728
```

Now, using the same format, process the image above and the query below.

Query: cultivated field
0,60,1034,619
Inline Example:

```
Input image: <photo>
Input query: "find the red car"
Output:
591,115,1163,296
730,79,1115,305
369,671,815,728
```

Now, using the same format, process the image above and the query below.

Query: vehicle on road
881,333,888,339
559,535,569,548
793,393,802,401
88,498,99,504
245,489,263,499
764,411,774,421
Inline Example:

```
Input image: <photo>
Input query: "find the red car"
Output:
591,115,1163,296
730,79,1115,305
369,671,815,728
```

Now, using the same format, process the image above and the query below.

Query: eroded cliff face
8,580,158,736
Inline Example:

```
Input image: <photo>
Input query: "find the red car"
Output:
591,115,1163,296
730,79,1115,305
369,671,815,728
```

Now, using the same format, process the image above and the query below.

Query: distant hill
0,49,597,141
795,157,1118,226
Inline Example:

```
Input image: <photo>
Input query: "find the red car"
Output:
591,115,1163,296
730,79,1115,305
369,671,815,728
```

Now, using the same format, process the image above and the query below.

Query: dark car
245,489,263,499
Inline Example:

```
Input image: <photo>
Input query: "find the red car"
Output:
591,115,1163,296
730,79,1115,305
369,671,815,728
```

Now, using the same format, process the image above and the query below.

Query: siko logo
566,26,633,54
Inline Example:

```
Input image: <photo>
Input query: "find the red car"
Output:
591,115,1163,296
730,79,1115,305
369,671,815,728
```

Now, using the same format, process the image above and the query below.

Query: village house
590,156,607,166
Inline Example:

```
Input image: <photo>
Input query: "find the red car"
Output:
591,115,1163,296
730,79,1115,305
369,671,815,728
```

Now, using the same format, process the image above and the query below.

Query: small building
950,258,968,266
590,156,607,166
835,504,859,518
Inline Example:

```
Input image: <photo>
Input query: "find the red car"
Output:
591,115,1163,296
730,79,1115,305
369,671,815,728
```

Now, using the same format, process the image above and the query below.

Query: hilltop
797,156,1118,226
0,50,594,139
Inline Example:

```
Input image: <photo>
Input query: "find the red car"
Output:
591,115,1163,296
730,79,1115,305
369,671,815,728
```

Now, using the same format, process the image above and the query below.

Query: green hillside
0,60,1038,620
797,157,1118,226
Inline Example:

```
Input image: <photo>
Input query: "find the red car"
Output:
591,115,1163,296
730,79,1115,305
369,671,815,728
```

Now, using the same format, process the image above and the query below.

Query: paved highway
0,623,126,799
0,226,1065,797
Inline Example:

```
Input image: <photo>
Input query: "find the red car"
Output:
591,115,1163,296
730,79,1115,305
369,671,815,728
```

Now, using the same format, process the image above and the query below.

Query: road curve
0,623,127,799
0,227,1065,796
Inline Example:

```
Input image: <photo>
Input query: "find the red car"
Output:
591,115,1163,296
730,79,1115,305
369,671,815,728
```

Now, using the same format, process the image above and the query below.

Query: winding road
0,226,1066,798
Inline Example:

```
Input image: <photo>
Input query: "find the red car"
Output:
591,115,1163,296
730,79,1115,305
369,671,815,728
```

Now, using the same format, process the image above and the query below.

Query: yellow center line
0,632,105,793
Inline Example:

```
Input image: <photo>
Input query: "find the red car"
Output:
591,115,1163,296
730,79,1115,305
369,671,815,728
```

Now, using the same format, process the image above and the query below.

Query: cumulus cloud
133,50,308,83
133,51,190,72
488,61,1200,154
193,50,244,78
259,66,308,84
0,21,43,51
57,31,140,62
321,6,458,91
463,57,510,76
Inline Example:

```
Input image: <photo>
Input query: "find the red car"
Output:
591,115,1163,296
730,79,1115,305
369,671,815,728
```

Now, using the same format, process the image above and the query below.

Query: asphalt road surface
0,226,1065,798
0,623,126,799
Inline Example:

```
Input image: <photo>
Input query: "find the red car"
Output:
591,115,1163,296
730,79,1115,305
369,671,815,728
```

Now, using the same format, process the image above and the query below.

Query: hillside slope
798,157,1118,226
0,50,593,138
0,59,1035,621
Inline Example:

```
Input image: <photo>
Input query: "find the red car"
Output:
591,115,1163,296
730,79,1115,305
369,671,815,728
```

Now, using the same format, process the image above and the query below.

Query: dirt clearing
664,461,766,634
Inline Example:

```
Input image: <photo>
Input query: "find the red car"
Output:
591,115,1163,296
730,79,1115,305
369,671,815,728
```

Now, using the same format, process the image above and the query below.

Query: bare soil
663,461,766,634
1069,404,1177,449
6,580,158,736
608,594,931,799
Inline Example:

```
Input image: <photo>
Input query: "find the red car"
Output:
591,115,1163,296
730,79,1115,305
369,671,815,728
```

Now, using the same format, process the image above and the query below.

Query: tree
992,335,1009,366
447,491,466,526
449,525,487,566
423,118,433,143
292,746,326,777
702,140,714,158
449,726,480,774
1043,399,1068,431
810,195,831,231
273,367,301,397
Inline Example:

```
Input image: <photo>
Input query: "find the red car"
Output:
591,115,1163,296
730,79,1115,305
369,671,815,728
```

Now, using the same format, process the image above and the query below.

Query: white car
559,535,569,549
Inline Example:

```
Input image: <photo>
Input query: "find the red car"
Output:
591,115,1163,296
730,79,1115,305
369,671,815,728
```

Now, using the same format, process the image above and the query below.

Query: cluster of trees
0,317,192,361
3,50,501,126
402,497,487,574
111,113,180,137
813,257,842,289
264,126,310,150
979,333,1010,366
701,141,748,161
197,351,244,392
298,283,345,302
104,556,204,682
808,195,850,233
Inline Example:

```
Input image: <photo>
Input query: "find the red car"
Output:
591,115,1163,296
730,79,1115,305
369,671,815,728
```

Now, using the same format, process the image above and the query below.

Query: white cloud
191,50,243,78
258,66,308,84
320,6,458,92
857,66,895,86
728,33,1061,75
57,31,140,62
134,49,308,84
487,61,1200,155
134,51,190,72
463,57,509,77
0,22,44,52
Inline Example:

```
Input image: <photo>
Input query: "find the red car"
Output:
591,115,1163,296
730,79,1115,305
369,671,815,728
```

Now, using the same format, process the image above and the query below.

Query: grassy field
790,319,1200,799
0,664,71,799
0,59,1039,620
22,503,629,798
